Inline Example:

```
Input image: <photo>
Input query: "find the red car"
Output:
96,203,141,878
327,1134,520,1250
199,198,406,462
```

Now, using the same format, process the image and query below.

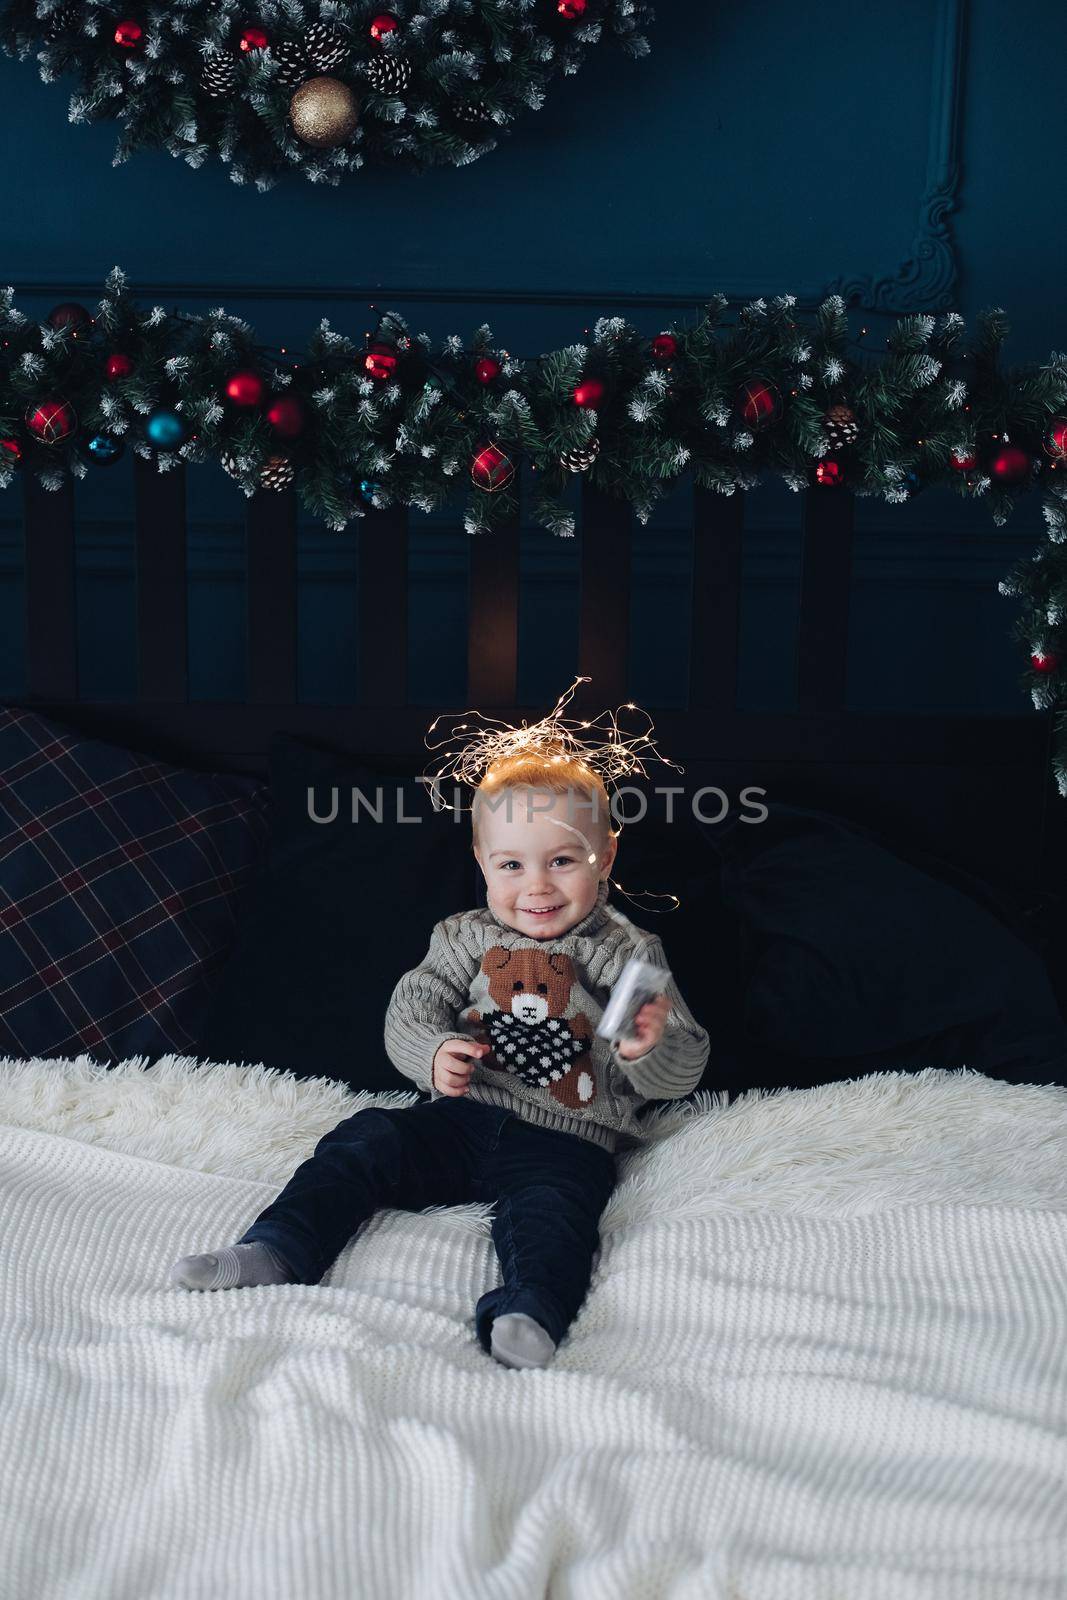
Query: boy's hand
614,994,670,1062
432,1038,490,1096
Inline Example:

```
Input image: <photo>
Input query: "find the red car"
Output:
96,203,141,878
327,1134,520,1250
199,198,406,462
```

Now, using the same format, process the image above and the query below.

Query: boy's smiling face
473,784,617,940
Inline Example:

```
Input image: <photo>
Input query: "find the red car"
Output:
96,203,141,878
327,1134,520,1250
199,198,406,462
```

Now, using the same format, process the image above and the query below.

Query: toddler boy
171,749,709,1369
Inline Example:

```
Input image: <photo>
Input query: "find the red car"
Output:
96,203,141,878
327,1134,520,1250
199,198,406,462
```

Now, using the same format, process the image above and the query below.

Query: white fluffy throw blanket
2,1057,1066,1600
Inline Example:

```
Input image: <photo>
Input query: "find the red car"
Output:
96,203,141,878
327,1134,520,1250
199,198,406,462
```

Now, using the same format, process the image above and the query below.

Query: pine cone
365,55,413,95
271,37,309,91
560,438,600,473
46,5,79,42
201,49,238,101
453,98,501,126
823,404,859,449
303,21,350,72
260,455,295,491
219,451,242,479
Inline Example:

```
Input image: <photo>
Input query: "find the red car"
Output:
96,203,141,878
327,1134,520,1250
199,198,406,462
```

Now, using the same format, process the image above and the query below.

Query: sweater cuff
610,1026,705,1099
424,1031,476,1099
388,1029,472,1097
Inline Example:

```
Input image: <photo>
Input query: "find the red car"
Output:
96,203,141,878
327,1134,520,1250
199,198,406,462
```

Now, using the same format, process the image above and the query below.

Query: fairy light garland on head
422,675,685,912
423,673,683,792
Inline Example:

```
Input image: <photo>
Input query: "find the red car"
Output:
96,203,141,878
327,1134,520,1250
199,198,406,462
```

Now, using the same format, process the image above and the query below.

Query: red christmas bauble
266,394,307,439
950,447,977,471
573,378,605,409
650,333,678,363
814,459,843,487
26,398,77,445
1031,651,1060,674
225,369,266,408
1043,418,1067,460
113,18,143,48
369,13,399,41
1,438,22,463
239,25,270,51
105,352,134,381
557,0,588,16
365,342,398,381
471,444,515,493
47,301,92,333
988,443,1031,485
475,356,502,385
737,379,780,427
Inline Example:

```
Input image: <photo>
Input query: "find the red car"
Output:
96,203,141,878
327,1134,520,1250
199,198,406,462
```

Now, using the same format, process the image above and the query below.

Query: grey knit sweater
383,880,710,1154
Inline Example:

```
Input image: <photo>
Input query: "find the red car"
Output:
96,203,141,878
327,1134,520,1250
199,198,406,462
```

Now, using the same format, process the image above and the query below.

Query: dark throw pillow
196,734,477,1090
0,705,269,1061
703,801,1067,1088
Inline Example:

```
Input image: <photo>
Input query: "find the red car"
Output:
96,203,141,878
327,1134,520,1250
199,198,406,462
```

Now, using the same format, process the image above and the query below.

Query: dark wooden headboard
9,460,1062,900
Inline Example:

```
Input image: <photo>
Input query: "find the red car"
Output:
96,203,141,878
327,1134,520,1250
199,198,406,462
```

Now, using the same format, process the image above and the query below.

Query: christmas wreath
0,0,654,185
2,268,1065,794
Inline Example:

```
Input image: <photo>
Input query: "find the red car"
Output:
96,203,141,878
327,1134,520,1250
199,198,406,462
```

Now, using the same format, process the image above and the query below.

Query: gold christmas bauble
289,76,361,147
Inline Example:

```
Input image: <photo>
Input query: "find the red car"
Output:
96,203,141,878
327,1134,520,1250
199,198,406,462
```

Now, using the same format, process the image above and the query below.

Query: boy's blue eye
497,856,575,870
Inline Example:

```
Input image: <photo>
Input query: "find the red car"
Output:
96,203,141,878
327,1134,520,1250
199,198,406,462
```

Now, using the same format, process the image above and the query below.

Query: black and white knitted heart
485,1012,588,1089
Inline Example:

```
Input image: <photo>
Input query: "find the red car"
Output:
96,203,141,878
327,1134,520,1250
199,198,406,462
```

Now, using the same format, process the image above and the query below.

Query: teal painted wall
1,0,1063,712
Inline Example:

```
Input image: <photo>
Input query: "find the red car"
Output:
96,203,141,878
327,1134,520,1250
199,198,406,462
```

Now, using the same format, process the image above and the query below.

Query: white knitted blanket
2,1056,1066,1600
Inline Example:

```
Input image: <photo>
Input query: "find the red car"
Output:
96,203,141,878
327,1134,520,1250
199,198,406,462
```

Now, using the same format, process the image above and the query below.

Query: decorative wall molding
828,0,966,313
6,280,723,312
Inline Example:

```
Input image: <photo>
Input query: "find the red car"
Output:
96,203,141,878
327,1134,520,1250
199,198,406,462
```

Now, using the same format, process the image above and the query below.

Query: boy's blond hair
471,744,612,856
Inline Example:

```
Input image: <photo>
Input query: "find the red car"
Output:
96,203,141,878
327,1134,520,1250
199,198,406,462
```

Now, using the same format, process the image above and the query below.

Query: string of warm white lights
423,674,684,799
422,676,685,912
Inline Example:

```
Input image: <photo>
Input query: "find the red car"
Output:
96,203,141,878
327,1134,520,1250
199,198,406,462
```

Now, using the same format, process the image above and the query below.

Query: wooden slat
22,473,77,701
578,484,630,707
134,456,188,702
798,487,856,713
690,485,744,710
358,505,408,706
468,515,519,705
246,487,297,705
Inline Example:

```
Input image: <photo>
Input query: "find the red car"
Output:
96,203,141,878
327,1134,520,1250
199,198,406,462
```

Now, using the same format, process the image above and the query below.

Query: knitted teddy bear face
484,945,575,1023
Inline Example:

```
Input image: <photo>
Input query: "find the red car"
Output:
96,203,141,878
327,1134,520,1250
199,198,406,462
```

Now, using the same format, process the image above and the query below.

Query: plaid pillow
0,707,269,1060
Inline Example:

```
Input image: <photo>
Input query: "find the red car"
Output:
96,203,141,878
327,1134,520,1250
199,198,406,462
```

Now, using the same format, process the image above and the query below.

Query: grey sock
490,1311,557,1370
170,1240,296,1292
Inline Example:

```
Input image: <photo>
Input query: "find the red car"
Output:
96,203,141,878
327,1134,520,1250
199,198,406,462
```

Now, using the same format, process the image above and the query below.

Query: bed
3,1055,1066,1597
2,469,1066,1597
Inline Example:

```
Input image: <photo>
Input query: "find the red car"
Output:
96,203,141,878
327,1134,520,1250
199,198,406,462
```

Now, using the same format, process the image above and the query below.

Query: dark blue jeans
238,1095,618,1355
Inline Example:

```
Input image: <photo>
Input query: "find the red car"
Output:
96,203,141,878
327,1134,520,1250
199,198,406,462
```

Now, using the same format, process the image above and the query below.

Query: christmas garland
0,0,653,184
2,268,1065,794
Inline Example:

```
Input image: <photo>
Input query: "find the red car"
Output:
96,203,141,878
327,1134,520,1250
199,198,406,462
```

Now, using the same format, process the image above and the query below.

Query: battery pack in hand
595,956,670,1044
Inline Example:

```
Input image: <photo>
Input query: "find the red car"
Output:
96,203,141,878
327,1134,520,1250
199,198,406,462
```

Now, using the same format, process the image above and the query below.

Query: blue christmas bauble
904,470,922,494
146,409,187,448
87,432,124,466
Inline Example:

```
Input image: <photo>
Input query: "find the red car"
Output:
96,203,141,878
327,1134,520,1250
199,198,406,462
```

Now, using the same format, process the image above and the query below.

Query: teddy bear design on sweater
464,946,598,1111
